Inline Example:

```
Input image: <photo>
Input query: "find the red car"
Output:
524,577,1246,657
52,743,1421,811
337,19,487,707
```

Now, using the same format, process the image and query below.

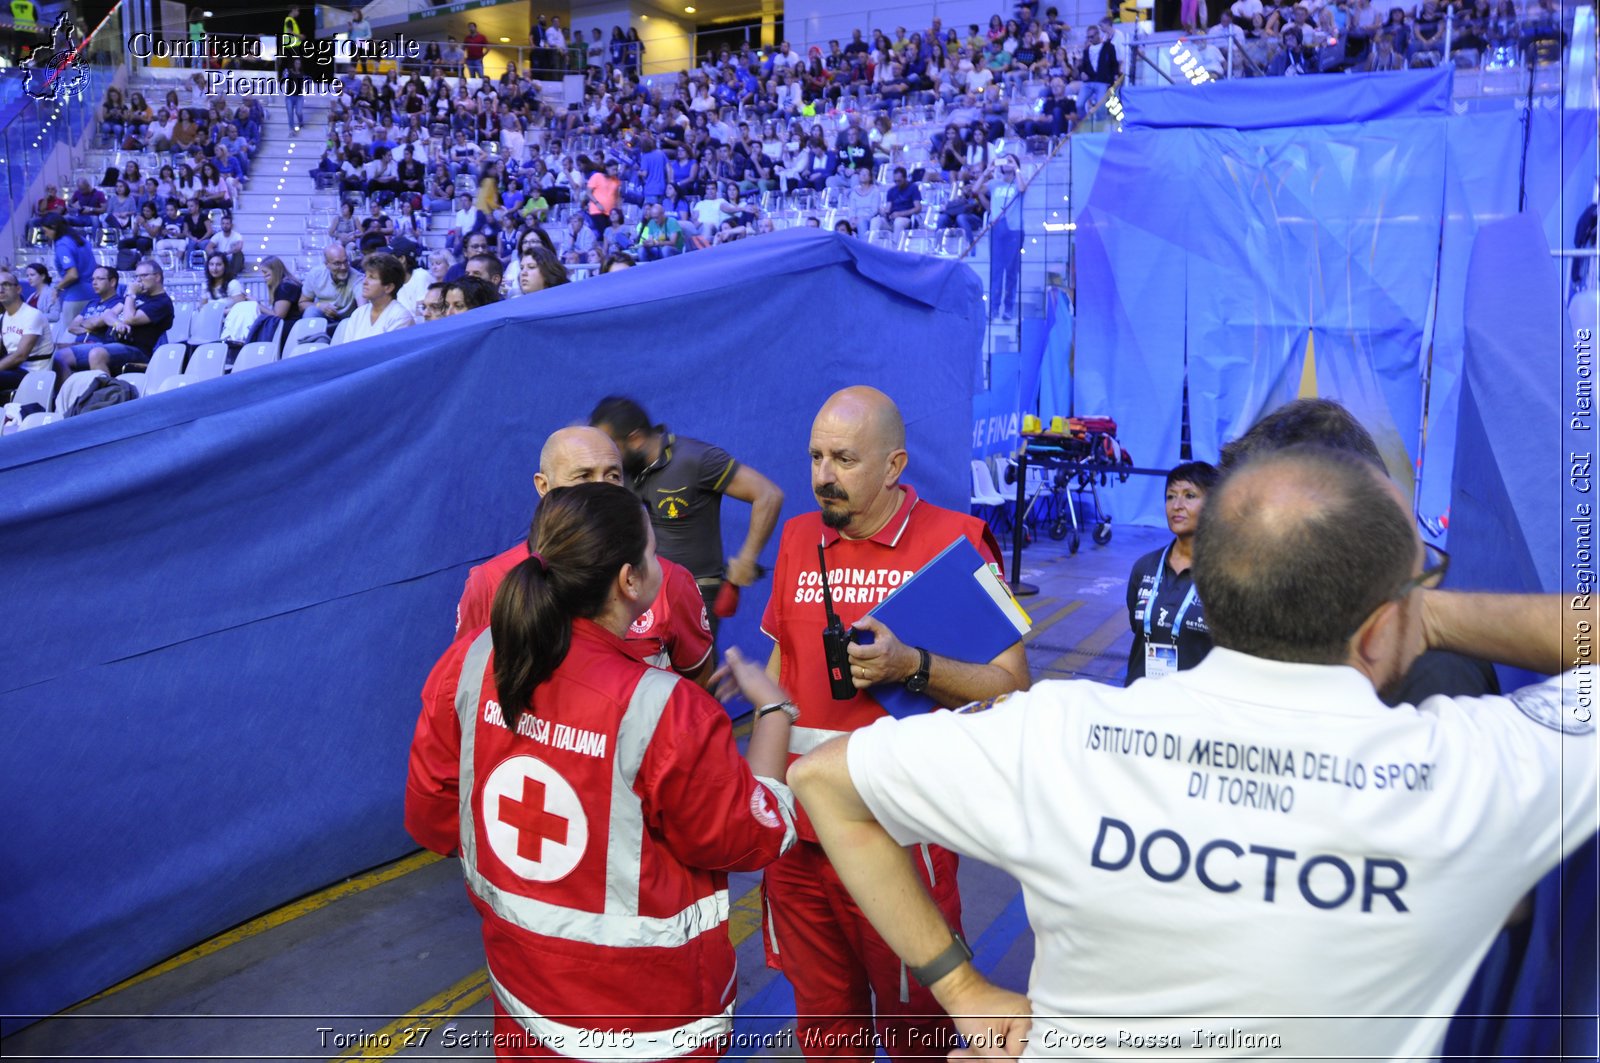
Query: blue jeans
988,217,1022,317
285,93,305,129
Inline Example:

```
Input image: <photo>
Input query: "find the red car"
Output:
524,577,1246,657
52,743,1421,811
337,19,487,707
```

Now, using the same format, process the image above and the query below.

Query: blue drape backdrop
0,230,984,1027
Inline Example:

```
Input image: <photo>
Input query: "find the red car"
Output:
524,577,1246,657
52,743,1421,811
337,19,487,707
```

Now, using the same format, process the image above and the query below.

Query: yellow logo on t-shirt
655,494,689,519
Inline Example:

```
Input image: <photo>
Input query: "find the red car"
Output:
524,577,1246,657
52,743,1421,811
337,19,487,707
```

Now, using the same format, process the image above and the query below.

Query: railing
1124,6,1578,86
0,4,124,240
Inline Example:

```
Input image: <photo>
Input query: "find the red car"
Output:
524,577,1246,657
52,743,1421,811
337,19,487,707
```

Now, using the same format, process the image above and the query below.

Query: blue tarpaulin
1069,85,1596,527
1122,66,1454,130
0,229,984,1027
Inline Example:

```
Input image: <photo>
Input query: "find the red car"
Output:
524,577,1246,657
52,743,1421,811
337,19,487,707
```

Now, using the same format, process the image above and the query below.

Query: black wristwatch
904,647,931,694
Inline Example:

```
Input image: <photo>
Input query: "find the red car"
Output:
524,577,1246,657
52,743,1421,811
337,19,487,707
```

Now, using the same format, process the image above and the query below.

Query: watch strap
756,700,799,722
908,933,972,988
905,646,931,690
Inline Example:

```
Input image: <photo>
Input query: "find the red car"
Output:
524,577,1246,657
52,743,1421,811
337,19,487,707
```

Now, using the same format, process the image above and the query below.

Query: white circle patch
482,755,589,882
749,784,781,829
630,608,656,636
1510,684,1596,735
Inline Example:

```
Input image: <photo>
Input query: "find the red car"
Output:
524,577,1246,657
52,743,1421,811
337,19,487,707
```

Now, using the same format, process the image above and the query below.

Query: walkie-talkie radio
818,544,858,700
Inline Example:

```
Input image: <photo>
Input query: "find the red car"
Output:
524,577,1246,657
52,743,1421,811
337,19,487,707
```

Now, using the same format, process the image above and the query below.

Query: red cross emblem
482,755,588,882
499,778,570,863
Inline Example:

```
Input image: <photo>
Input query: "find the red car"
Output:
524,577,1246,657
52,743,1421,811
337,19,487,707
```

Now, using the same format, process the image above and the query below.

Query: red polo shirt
457,545,714,676
761,485,1002,838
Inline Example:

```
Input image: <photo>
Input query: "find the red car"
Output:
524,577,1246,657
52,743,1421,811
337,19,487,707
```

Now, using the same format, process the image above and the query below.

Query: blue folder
862,536,1032,718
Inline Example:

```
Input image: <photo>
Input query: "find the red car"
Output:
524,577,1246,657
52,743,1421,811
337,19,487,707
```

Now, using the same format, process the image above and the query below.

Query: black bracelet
909,933,972,988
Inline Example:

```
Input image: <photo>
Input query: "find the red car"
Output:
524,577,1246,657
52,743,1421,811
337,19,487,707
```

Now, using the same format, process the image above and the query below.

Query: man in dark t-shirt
62,256,173,374
591,396,784,630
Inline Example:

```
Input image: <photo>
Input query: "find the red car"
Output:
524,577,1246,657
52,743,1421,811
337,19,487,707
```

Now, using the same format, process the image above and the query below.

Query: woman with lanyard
407,482,799,1060
1124,461,1219,684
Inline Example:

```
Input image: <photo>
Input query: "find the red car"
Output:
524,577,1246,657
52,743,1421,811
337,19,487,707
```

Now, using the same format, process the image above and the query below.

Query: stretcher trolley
1002,416,1135,596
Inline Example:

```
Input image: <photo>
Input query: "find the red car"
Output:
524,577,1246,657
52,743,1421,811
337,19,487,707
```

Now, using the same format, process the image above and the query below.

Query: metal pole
1444,4,1454,65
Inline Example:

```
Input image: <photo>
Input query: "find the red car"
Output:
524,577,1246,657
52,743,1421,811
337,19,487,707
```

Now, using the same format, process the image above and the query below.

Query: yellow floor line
1023,600,1084,644
340,886,768,1061
1043,609,1130,676
76,851,443,1007
332,968,492,1062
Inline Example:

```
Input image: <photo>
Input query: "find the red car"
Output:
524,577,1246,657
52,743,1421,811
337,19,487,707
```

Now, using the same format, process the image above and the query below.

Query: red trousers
763,840,963,1063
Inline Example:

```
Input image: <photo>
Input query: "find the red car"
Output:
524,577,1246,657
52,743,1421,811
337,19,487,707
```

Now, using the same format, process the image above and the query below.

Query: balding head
810,387,909,535
1195,445,1419,666
535,426,624,496
815,386,906,453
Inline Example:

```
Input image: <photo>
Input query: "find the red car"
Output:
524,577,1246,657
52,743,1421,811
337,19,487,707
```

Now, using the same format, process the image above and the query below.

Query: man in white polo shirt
793,445,1595,1061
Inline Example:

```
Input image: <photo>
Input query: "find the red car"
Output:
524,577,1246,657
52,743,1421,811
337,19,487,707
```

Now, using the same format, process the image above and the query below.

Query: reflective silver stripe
455,629,496,877
899,960,910,1004
764,892,781,955
608,668,680,917
788,725,851,756
453,636,728,948
488,965,735,1061
754,775,799,855
919,843,937,887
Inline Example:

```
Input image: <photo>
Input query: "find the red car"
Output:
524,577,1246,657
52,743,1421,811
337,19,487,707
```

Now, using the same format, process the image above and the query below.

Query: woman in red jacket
407,483,798,1060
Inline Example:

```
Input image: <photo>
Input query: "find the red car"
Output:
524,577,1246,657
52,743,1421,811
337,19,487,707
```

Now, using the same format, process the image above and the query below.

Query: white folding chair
971,459,1009,521
185,342,229,382
118,371,148,395
19,411,60,430
144,343,188,394
14,370,56,409
188,303,225,344
283,317,328,351
230,341,278,373
155,375,191,393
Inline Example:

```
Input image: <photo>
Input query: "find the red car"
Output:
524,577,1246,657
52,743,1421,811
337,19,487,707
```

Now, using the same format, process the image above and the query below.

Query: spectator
59,257,172,379
24,263,57,324
562,212,599,266
601,251,636,273
449,193,491,256
1076,23,1120,115
417,281,448,322
201,252,246,309
447,232,492,282
58,265,124,361
299,244,359,325
636,203,685,261
341,252,414,343
847,167,885,233
254,256,302,334
464,252,505,293
40,215,95,330
876,166,923,235
444,274,499,314
463,22,489,79
66,178,107,231
206,213,245,275
517,244,570,294
0,267,54,393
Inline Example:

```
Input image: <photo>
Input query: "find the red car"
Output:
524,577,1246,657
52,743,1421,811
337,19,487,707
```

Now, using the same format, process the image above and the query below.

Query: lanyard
1143,542,1199,645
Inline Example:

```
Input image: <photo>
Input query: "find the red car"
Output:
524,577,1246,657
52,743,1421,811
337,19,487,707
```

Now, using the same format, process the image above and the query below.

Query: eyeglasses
1395,540,1450,597
1345,541,1450,640
135,272,157,279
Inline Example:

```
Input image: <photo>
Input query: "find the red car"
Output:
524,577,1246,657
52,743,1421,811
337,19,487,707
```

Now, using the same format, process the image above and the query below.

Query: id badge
1145,643,1178,679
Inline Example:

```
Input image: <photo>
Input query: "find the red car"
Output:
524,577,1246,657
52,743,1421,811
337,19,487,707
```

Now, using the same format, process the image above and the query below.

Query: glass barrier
1124,5,1578,86
0,4,124,240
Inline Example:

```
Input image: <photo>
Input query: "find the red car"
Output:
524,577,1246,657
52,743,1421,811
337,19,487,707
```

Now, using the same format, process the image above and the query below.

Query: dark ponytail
490,482,651,729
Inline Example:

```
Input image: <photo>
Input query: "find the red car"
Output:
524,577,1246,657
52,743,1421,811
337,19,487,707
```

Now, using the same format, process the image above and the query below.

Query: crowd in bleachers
0,0,1578,429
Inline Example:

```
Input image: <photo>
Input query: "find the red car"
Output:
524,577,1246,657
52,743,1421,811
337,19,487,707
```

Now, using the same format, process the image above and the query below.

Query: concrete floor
3,518,1168,1063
